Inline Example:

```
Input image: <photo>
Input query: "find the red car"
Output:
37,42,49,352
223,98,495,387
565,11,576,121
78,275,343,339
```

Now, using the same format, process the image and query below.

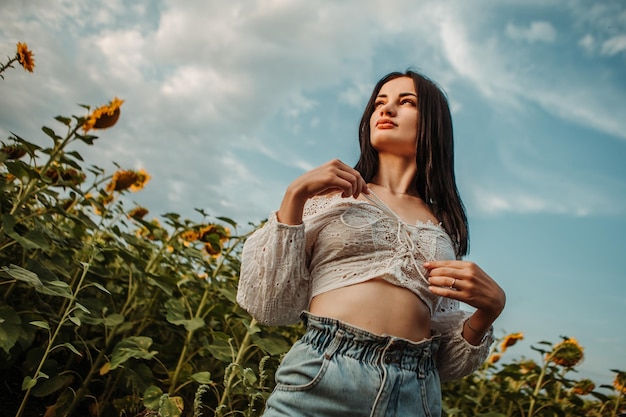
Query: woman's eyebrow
376,92,417,98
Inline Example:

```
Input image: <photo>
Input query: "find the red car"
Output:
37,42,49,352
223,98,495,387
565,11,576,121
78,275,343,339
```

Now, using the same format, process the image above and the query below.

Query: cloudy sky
1,0,625,385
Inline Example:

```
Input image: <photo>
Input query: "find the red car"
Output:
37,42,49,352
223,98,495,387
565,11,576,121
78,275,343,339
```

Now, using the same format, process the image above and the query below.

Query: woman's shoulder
303,192,355,219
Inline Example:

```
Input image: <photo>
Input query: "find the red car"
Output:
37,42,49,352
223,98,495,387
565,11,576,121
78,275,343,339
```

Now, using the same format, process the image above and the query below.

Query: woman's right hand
277,159,368,225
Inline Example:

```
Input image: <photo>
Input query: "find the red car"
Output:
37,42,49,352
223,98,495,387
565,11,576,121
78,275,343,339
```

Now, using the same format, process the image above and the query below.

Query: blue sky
1,0,625,386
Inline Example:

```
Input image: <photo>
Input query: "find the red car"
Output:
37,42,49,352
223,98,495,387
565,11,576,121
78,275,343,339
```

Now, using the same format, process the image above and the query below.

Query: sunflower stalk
217,318,257,412
0,56,18,77
527,353,550,417
612,387,624,417
14,247,97,417
9,121,81,217
168,237,242,395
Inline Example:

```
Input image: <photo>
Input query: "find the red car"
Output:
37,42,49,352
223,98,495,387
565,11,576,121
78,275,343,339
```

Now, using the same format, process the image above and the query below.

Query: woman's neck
370,156,418,196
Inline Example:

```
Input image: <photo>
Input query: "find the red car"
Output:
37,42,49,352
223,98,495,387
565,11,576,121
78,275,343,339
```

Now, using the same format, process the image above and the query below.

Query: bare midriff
308,278,431,342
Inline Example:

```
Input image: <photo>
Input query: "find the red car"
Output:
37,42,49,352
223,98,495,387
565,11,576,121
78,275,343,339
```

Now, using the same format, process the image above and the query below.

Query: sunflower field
1,42,624,417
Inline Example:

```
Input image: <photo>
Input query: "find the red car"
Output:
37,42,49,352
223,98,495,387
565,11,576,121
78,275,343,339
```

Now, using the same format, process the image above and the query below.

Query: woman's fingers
302,159,367,199
424,260,506,319
278,159,367,225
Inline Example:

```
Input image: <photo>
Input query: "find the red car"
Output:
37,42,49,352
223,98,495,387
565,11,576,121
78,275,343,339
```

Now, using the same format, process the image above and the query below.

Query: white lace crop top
237,191,494,381
305,191,456,308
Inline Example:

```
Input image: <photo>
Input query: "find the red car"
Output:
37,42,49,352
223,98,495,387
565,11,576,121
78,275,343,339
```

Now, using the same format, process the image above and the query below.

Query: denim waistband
300,312,440,375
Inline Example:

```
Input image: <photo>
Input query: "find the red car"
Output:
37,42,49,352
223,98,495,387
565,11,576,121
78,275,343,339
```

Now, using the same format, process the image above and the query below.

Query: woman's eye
401,99,416,106
374,101,384,107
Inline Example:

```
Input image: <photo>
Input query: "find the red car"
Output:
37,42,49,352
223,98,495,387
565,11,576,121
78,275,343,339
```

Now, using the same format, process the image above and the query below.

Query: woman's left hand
424,260,506,321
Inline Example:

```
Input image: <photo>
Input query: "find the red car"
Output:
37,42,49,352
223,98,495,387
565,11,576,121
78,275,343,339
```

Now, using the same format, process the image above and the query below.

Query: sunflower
16,42,35,72
128,206,149,220
548,337,584,368
59,168,86,185
0,144,27,160
136,219,167,241
571,379,595,396
488,353,502,365
198,225,230,243
106,169,150,193
500,332,524,353
203,242,222,258
519,359,538,374
83,97,124,132
87,192,115,216
613,370,626,394
129,169,150,192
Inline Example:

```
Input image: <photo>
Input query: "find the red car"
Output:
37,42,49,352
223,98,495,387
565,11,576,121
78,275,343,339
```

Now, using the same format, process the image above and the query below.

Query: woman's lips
376,119,397,128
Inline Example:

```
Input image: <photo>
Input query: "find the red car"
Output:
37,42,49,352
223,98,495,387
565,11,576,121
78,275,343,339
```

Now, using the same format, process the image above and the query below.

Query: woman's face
369,76,418,158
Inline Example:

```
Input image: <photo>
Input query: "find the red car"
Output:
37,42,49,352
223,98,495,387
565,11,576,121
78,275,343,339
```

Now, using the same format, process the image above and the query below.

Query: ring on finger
450,278,457,290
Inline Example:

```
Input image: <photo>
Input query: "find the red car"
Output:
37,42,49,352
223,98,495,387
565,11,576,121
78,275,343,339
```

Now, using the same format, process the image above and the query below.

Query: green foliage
442,338,625,416
0,102,303,416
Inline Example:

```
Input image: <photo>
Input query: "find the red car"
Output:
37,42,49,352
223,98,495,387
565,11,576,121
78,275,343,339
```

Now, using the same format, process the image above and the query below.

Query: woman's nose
379,102,396,116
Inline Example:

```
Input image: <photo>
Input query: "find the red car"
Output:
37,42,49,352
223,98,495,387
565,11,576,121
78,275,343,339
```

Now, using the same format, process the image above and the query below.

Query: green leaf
75,302,90,314
190,371,212,384
165,299,205,331
243,368,257,385
4,160,33,181
217,216,238,228
29,320,50,330
0,304,22,354
2,215,47,250
103,313,124,327
54,116,72,126
205,332,233,362
22,376,36,390
143,385,163,410
184,317,205,332
41,126,62,142
218,286,237,304
590,391,611,402
109,336,158,370
1,264,43,288
158,395,183,417
1,264,71,298
68,316,81,326
61,342,82,356
90,282,111,295
31,374,73,398
252,333,291,356
48,280,71,289
65,150,84,161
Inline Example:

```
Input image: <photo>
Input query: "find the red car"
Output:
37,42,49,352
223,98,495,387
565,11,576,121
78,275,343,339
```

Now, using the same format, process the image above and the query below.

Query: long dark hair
354,70,469,257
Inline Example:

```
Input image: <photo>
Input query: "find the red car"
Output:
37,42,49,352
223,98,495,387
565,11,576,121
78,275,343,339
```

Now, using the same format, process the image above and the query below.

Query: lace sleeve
237,211,311,326
430,297,494,381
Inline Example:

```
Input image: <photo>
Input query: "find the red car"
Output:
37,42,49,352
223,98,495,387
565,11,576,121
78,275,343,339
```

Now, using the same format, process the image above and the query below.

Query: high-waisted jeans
262,312,442,417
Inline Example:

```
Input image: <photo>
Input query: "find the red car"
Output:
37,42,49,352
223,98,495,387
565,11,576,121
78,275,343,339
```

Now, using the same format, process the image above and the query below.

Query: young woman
237,70,506,416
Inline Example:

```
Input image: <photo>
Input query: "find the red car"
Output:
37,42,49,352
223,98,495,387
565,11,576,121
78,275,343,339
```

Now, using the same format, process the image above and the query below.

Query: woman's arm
237,159,369,325
425,260,505,380
277,159,369,225
425,260,506,345
237,213,310,325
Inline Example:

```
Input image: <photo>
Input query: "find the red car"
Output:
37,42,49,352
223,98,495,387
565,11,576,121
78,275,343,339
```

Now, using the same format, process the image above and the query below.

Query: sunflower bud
500,332,524,353
548,338,584,368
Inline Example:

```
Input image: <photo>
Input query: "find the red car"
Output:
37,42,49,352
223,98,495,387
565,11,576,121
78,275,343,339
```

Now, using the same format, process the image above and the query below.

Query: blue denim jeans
262,312,442,417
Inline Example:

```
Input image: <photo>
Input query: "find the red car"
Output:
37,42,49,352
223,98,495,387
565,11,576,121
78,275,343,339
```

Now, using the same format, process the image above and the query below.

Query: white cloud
467,182,622,217
578,34,595,52
437,9,626,141
89,29,146,83
505,21,557,43
1,0,625,224
601,34,626,56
